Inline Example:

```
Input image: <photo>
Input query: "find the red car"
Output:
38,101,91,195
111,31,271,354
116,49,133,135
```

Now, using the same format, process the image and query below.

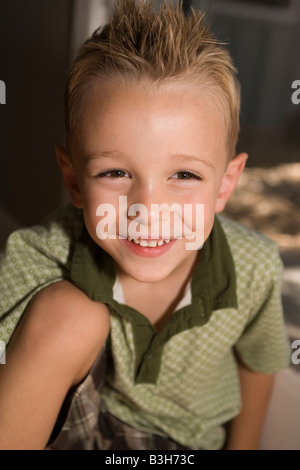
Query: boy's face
58,82,246,283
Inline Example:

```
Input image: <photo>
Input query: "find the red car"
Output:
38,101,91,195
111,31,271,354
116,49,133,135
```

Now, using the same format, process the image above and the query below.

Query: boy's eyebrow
175,154,215,169
85,151,215,169
85,150,125,160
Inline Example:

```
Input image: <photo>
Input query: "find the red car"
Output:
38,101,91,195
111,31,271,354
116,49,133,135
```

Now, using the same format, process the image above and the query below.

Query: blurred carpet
224,162,300,252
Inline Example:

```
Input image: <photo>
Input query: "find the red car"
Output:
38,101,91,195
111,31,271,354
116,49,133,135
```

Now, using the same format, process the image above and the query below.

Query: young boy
0,0,290,450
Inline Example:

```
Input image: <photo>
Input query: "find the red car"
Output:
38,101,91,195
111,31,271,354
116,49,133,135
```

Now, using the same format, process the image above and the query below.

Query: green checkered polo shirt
0,204,290,449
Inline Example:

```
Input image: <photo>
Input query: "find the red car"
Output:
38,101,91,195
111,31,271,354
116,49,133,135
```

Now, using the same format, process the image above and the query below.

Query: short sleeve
0,205,83,345
234,246,291,374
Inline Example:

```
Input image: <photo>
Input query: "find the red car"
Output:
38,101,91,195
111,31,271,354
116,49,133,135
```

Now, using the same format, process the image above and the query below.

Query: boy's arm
225,356,274,450
0,205,83,346
0,281,110,450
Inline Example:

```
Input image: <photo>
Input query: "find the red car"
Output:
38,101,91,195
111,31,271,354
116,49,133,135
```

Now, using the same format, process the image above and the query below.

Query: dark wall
210,4,300,130
0,0,73,226
205,0,300,168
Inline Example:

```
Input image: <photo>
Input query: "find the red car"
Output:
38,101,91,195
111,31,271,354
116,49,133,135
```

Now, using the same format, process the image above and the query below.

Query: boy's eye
172,171,202,181
97,169,129,178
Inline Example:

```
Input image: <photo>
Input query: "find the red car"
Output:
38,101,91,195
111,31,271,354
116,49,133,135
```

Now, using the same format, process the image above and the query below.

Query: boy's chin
117,264,174,284
114,252,197,285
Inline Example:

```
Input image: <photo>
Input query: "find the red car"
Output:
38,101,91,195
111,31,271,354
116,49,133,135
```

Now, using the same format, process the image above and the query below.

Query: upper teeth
129,238,171,247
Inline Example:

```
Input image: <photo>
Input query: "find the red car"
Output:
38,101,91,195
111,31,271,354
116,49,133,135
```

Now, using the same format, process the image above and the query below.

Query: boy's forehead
80,80,225,129
71,80,228,163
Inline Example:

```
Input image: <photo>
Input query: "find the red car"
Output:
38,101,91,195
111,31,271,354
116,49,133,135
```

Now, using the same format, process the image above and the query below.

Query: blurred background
0,0,299,449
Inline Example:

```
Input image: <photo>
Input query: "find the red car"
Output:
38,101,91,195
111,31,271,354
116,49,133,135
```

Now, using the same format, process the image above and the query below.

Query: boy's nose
127,182,153,208
126,183,172,226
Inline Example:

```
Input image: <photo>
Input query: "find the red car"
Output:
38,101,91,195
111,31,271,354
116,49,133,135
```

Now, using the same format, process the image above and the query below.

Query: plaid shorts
47,347,192,450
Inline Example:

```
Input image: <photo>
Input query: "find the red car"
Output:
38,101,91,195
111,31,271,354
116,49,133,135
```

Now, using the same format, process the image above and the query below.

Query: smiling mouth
127,237,171,247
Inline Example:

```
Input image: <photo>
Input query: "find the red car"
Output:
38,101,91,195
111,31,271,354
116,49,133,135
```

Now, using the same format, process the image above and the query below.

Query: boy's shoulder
34,203,84,245
217,214,283,275
0,205,85,344
1,204,84,262
218,213,276,245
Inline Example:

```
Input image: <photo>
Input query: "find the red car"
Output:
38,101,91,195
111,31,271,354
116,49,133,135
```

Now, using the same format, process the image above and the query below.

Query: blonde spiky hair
66,0,240,158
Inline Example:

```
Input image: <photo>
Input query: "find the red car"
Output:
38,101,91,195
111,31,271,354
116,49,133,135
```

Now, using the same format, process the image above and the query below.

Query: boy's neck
114,250,200,331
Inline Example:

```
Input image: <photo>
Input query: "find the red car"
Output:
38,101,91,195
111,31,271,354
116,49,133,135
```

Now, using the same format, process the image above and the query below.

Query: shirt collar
71,215,237,316
71,215,237,384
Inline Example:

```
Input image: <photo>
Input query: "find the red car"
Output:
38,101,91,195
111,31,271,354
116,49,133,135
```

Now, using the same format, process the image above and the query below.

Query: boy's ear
215,152,248,213
55,144,83,208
